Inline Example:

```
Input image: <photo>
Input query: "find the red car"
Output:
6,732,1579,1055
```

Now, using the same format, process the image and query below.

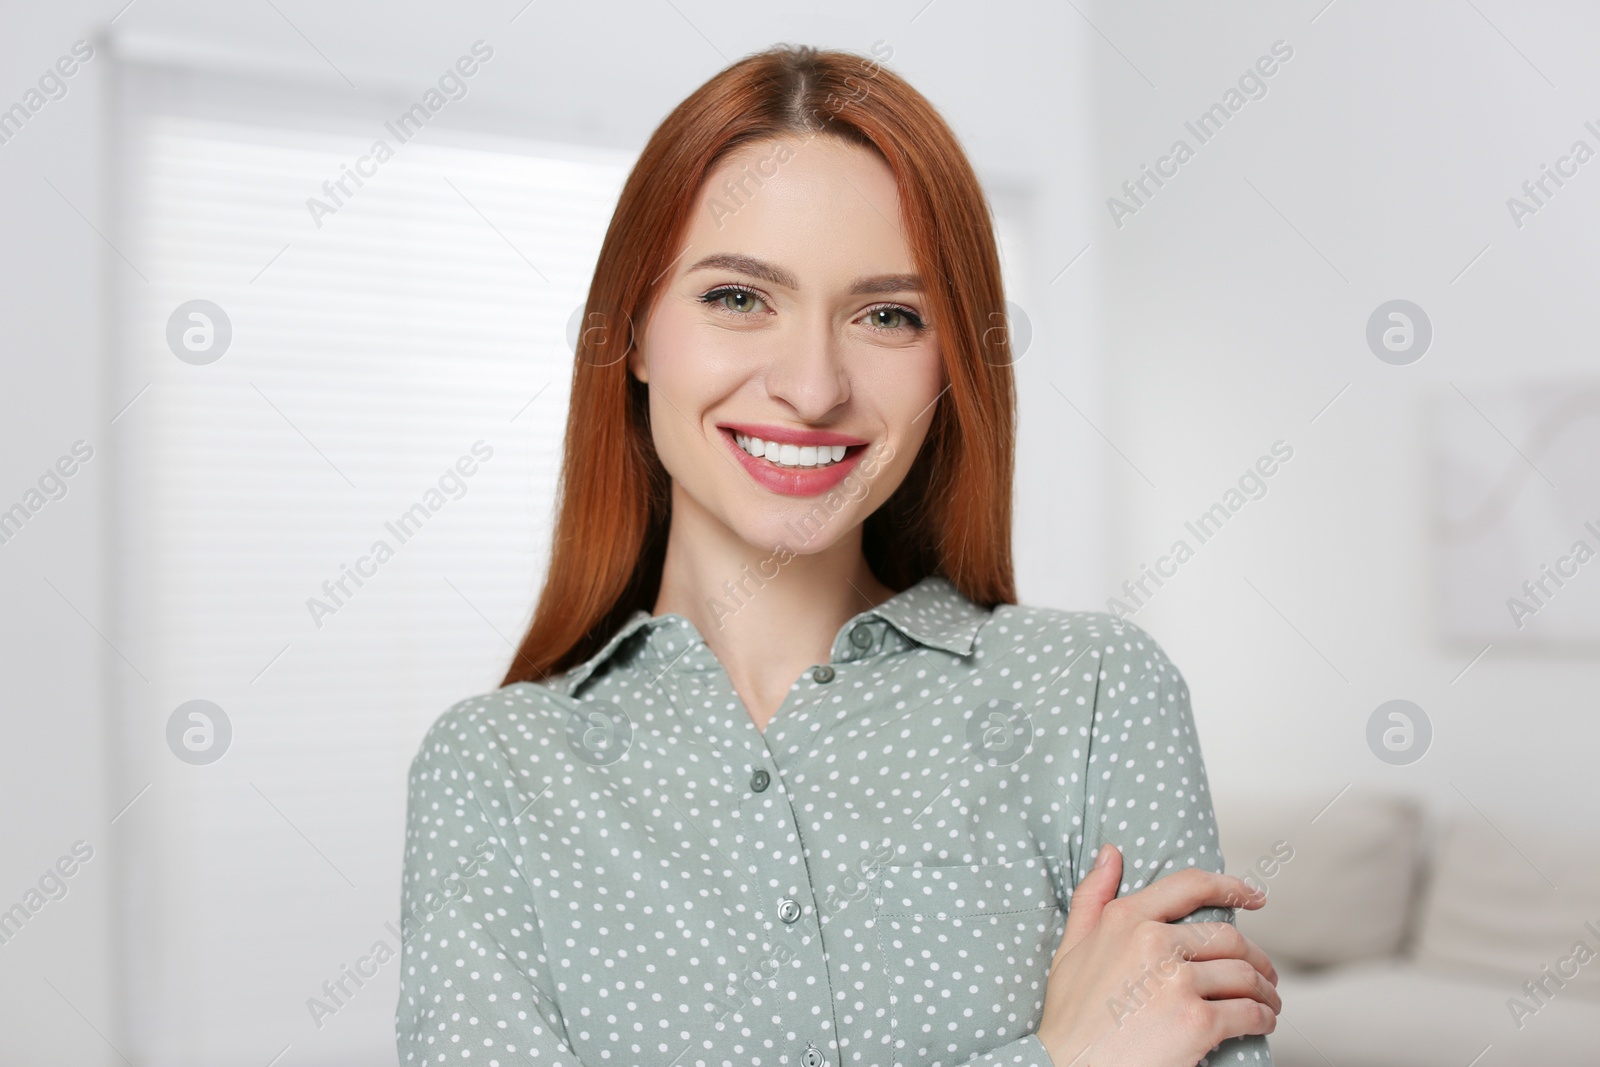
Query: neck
652,485,895,730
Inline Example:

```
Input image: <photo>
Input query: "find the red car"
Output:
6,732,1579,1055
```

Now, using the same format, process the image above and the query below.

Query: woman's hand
1034,843,1281,1067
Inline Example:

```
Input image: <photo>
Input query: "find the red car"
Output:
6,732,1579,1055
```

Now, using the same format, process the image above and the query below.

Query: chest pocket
872,856,1065,1067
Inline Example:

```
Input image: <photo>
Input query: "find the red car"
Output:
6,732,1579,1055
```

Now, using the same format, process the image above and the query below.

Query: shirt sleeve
395,704,581,1065
1070,622,1276,1067
960,1033,1060,1066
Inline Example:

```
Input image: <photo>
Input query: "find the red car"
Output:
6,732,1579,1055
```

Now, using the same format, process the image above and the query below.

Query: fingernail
1093,846,1112,870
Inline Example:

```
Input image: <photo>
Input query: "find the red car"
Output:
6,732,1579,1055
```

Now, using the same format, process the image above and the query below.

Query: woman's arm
1046,623,1278,1066
887,622,1278,1067
395,709,581,1064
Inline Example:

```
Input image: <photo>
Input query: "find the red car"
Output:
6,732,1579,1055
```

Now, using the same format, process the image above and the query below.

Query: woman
396,43,1279,1067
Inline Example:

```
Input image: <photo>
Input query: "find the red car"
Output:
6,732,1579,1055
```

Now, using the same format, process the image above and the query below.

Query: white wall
0,8,116,1065
1088,0,1600,838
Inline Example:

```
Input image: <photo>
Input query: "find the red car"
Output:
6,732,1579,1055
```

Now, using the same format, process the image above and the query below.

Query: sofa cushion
1211,788,1424,968
1269,958,1600,1067
1411,808,1600,1004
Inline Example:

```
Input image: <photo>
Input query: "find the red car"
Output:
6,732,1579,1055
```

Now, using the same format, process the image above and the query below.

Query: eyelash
698,283,927,333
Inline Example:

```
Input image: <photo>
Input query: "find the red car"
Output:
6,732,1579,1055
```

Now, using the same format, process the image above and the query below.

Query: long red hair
500,42,1017,687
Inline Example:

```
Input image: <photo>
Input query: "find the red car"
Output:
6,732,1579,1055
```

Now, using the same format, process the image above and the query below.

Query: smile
716,426,871,498
733,432,849,469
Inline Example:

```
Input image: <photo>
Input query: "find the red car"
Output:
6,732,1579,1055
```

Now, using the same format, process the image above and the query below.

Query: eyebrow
686,252,923,296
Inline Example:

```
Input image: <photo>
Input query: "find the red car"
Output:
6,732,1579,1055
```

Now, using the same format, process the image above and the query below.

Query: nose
763,314,850,420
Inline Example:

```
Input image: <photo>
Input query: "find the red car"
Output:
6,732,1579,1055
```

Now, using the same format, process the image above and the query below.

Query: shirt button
777,897,802,924
810,665,835,683
849,624,873,648
801,1044,826,1067
750,768,770,793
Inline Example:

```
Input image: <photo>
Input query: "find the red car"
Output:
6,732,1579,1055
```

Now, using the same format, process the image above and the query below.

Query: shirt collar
543,573,991,698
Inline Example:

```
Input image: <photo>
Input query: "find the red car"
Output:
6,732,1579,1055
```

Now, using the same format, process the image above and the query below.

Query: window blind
115,76,631,1066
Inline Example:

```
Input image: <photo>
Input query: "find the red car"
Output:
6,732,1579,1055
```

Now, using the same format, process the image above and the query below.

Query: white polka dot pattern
395,574,1273,1067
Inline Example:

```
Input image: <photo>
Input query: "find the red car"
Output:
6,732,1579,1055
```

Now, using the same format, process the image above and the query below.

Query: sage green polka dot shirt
396,573,1273,1067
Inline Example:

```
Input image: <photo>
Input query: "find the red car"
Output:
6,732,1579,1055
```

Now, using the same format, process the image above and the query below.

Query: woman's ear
627,343,648,384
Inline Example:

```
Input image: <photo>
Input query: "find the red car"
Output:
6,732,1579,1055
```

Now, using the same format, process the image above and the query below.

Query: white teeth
733,433,849,469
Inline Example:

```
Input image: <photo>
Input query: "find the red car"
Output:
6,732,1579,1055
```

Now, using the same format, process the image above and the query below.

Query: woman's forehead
683,138,912,278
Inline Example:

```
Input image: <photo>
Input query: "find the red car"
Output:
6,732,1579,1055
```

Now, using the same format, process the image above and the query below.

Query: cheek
874,348,944,435
915,348,946,415
649,348,739,431
639,326,741,478
894,351,945,454
847,355,941,495
644,378,701,480
645,304,747,391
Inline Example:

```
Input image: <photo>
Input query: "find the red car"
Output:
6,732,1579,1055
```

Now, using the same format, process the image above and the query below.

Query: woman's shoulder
978,602,1191,714
984,600,1180,675
408,679,581,770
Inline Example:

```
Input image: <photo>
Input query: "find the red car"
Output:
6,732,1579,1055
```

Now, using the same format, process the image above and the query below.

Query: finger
1185,958,1282,1015
1162,921,1278,986
1114,867,1266,924
1197,997,1278,1047
1056,843,1122,962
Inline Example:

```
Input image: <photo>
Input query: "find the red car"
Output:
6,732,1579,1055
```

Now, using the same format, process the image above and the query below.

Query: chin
728,507,852,559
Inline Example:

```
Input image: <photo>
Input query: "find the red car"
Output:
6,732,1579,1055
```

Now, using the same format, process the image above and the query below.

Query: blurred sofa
1212,788,1600,1066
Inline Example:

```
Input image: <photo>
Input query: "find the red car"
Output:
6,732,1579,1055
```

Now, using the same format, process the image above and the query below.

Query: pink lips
718,425,870,497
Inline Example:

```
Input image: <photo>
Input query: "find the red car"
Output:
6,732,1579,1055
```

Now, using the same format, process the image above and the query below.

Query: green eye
700,286,765,314
863,304,926,332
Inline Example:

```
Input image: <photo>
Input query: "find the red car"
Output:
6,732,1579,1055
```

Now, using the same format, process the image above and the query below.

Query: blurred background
3,1,1598,1064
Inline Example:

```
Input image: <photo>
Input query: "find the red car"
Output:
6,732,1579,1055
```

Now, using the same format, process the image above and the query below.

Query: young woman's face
630,134,945,559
